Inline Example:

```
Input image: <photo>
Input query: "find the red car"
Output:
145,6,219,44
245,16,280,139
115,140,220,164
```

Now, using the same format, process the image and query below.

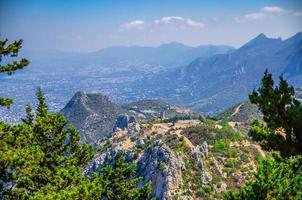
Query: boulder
115,114,129,129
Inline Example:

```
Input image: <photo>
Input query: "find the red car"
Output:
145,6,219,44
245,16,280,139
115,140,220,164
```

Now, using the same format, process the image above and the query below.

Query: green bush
224,154,302,200
212,139,230,153
227,148,238,158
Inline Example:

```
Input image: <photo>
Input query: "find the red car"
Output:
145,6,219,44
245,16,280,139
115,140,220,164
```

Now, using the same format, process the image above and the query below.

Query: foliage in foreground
224,154,302,200
0,88,151,199
249,70,302,156
225,70,302,199
0,36,29,108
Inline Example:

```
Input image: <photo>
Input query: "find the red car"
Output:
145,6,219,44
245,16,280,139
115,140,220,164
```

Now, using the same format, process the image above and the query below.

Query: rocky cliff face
137,144,186,199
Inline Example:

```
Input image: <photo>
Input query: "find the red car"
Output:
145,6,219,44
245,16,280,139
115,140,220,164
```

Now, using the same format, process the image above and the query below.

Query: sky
1,0,302,52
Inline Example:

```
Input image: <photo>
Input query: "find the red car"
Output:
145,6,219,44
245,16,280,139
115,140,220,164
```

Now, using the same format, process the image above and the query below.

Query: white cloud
244,13,266,20
234,17,245,23
234,5,291,23
119,20,145,31
154,16,205,28
263,6,285,13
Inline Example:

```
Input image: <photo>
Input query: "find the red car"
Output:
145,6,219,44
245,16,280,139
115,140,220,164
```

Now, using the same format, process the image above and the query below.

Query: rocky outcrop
114,114,129,129
137,144,187,200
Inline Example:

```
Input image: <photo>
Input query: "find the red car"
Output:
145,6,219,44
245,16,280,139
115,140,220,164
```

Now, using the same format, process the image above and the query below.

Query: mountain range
22,43,233,70
129,32,302,113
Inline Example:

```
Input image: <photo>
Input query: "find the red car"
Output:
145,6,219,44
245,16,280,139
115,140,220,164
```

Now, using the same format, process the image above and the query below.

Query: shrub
212,139,230,153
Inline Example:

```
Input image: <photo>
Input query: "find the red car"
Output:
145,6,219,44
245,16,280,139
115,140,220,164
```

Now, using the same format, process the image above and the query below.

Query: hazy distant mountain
131,32,302,113
83,42,234,68
22,43,234,70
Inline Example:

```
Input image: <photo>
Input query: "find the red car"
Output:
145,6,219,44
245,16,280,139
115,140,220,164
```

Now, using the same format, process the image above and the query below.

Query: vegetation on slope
224,70,302,199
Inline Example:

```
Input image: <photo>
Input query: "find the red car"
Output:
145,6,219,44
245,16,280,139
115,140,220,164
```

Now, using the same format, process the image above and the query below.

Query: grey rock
137,138,145,146
197,161,204,169
115,114,129,129
128,116,137,123
137,144,185,200
200,141,208,158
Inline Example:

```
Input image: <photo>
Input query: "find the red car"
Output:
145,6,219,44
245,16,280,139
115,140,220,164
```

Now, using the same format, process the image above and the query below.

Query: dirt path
228,121,237,129
231,104,242,116
231,140,266,158
148,121,197,149
174,130,195,149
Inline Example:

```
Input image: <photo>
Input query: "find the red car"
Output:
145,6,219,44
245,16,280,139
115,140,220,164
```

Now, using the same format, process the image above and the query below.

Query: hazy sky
1,0,302,52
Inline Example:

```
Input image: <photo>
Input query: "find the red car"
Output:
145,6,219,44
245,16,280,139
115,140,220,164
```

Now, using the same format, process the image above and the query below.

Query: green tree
249,70,302,156
0,87,95,199
224,154,302,200
224,71,302,199
1,88,152,199
99,151,152,200
0,37,29,108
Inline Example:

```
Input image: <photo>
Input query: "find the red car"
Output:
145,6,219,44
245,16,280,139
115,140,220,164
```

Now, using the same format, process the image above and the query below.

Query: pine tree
22,104,34,125
35,86,48,117
224,70,302,200
0,36,29,108
0,88,95,199
249,70,302,156
100,151,152,200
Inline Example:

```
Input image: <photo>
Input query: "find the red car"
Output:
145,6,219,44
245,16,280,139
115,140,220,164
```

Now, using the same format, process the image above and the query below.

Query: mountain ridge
127,32,302,113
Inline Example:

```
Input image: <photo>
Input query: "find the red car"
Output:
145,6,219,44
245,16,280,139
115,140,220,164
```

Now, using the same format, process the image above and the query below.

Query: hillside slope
87,118,265,199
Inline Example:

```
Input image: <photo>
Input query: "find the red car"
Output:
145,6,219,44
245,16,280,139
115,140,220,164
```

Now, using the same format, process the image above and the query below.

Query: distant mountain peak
249,33,271,44
255,33,267,39
74,90,86,98
240,33,282,50
158,42,189,49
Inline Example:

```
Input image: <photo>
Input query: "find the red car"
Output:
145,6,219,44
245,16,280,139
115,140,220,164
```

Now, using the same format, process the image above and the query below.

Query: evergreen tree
224,71,302,199
0,37,29,108
1,88,152,199
99,151,152,200
224,154,302,200
0,87,95,199
249,70,302,156
22,104,34,125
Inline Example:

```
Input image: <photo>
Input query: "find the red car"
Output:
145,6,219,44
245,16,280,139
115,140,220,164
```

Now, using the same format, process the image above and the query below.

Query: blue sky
1,0,302,52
